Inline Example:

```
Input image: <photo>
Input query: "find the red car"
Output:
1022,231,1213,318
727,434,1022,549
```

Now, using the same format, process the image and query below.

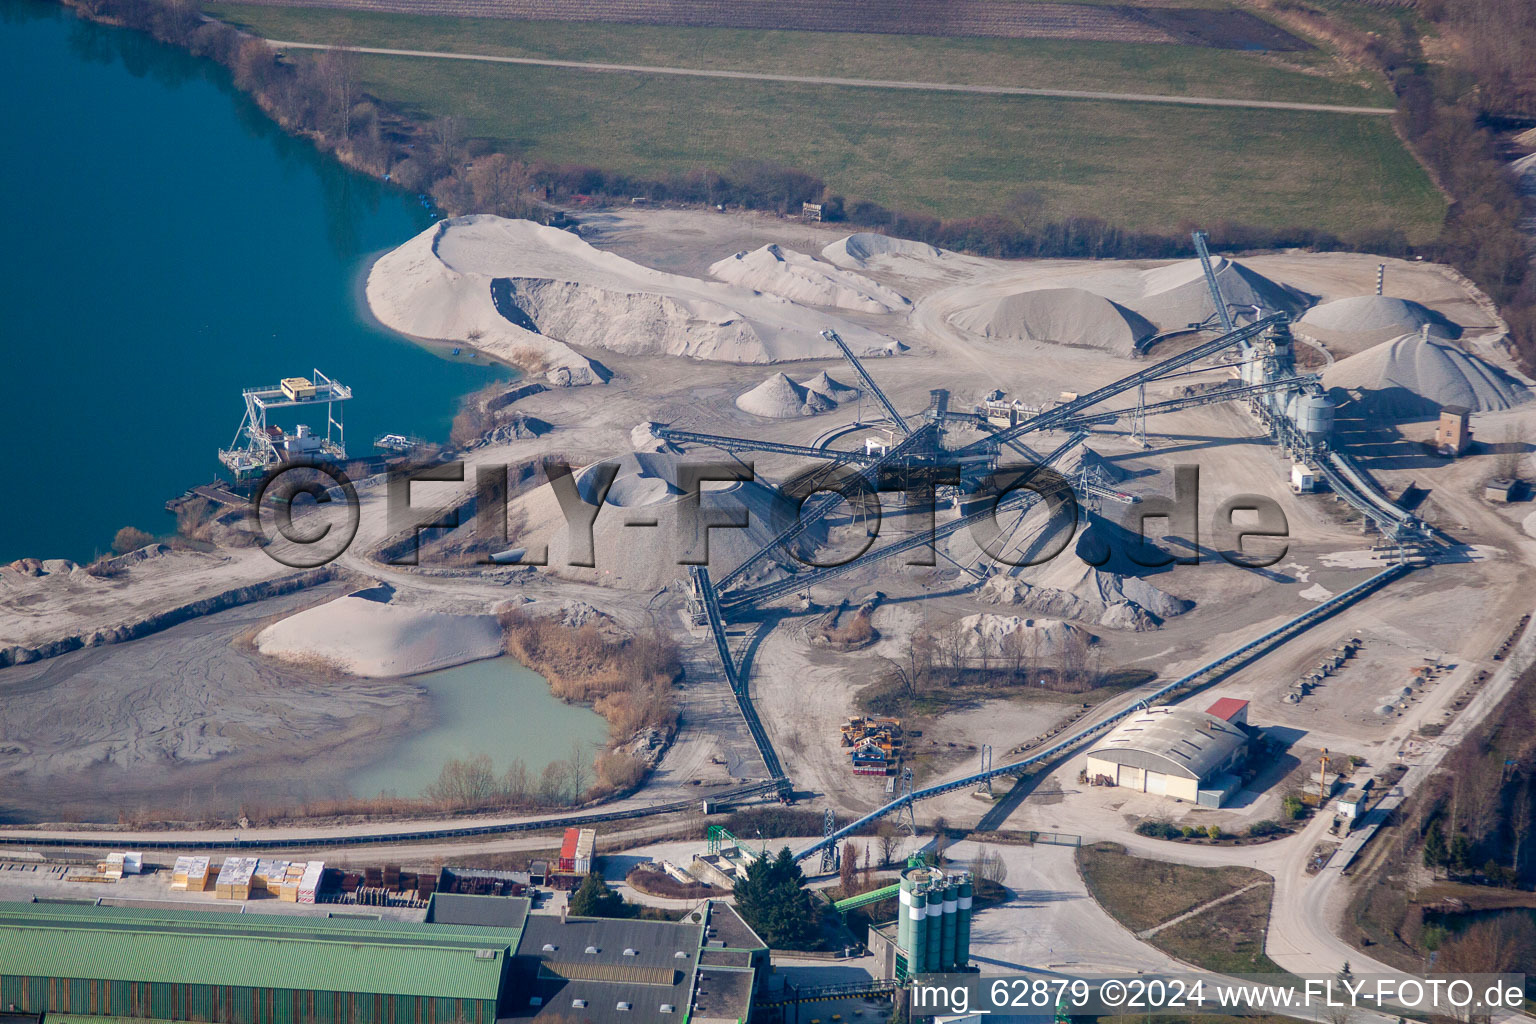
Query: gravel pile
709,244,910,312
822,232,945,268
516,452,826,590
1133,256,1309,328
798,370,859,404
946,613,1095,661
949,286,1154,355
1324,331,1531,419
736,372,838,417
1297,295,1459,347
978,567,1192,631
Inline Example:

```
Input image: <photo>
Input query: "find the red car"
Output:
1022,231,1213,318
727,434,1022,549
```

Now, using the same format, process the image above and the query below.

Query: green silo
907,885,928,975
925,877,943,970
940,876,958,970
897,872,914,965
955,874,974,969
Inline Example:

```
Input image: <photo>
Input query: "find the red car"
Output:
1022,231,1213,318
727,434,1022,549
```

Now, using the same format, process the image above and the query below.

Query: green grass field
209,3,1391,105
206,4,1443,240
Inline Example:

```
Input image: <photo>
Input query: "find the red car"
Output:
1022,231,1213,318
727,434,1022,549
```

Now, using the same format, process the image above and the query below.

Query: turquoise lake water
0,1,509,564
348,657,609,799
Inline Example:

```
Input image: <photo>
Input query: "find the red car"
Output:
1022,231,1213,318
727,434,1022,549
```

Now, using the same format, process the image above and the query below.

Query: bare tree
840,841,858,895
316,45,358,139
468,154,533,217
567,741,592,802
431,115,464,173
931,816,950,864
877,822,898,868
1509,778,1531,876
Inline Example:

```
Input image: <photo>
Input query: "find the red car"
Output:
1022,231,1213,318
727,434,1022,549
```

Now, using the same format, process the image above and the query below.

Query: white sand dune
1324,332,1531,419
256,594,505,678
737,372,837,417
949,286,1155,355
367,216,903,371
709,244,909,313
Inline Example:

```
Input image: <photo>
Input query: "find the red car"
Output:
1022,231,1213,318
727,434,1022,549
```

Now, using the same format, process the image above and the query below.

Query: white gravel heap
512,451,827,590
1297,295,1458,347
367,215,902,370
737,372,838,417
1324,331,1530,419
256,593,505,678
709,243,909,313
1132,256,1309,328
979,566,1193,631
949,287,1155,355
822,232,945,267
947,613,1095,661
798,371,859,404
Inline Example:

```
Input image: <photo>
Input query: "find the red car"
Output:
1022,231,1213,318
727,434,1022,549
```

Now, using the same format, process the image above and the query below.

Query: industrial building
0,895,765,1024
0,901,509,1024
1083,700,1250,806
866,864,974,982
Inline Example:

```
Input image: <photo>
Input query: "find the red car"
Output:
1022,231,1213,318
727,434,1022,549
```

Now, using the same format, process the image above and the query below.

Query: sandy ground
255,590,505,677
0,583,428,823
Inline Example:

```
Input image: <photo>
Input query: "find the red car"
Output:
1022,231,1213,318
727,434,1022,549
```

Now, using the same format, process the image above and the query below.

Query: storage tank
1288,391,1334,447
897,873,914,965
926,877,944,970
940,877,959,970
955,876,973,969
907,886,928,975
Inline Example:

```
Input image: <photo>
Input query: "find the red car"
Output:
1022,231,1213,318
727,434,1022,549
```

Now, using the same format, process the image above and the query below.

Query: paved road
268,39,1397,116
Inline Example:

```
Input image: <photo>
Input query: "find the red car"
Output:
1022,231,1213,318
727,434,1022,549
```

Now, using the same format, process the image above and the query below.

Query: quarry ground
0,205,1532,835
205,3,1441,237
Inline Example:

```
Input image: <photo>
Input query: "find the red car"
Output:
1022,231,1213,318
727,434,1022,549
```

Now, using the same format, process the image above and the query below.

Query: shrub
1247,820,1283,838
111,526,154,554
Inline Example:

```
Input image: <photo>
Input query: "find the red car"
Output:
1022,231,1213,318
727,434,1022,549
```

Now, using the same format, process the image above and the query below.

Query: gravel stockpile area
1297,295,1459,347
709,244,909,313
367,215,903,371
1131,256,1310,329
512,451,827,589
1324,332,1531,419
736,372,838,417
948,286,1154,355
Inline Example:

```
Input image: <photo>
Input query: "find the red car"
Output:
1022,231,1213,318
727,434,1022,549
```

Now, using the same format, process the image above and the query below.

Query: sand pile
978,566,1192,631
256,592,505,677
367,215,902,371
709,244,910,313
511,452,827,590
1324,332,1531,419
1132,256,1309,328
631,421,682,453
1297,295,1459,347
799,371,859,404
949,287,1155,355
947,613,1094,661
823,232,945,268
737,373,838,417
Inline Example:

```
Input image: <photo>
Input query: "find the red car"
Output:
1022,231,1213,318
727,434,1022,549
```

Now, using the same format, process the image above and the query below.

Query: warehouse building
1084,701,1249,806
0,895,764,1024
0,901,511,1024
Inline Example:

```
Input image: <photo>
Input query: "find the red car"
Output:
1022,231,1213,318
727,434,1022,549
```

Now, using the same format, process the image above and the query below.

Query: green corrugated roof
0,903,518,1000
